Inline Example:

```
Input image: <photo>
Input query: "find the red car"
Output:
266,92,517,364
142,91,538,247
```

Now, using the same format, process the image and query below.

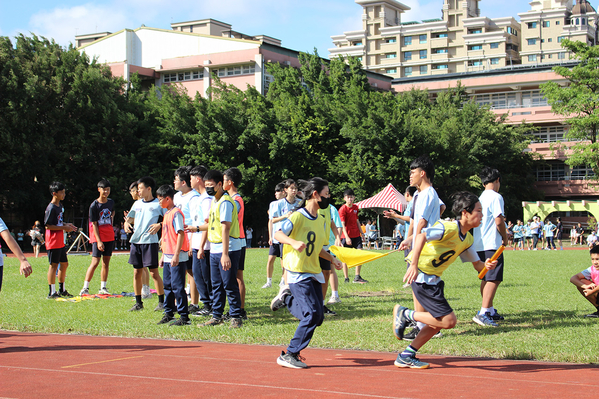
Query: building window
404,66,412,76
532,126,566,143
163,69,205,83
490,42,500,49
506,44,519,52
386,68,397,74
576,18,579,25
543,21,550,27
404,36,412,46
558,36,565,43
548,38,552,42
558,52,566,59
386,53,397,59
527,39,537,45
432,64,448,70
491,58,499,65
432,33,448,38
420,65,427,74
403,51,412,61
472,92,517,108
556,21,560,25
432,48,448,54
582,18,586,25
522,90,548,107
468,60,483,66
419,34,427,44
468,29,482,34
385,37,397,43
536,164,565,181
468,45,483,50
353,41,363,46
527,22,537,28
507,27,517,36
528,54,537,62
419,50,427,59
571,165,595,180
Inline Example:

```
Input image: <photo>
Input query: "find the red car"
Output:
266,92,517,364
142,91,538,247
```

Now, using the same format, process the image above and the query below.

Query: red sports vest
162,207,189,255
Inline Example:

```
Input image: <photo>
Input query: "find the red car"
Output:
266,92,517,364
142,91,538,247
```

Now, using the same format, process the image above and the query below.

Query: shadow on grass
0,332,200,354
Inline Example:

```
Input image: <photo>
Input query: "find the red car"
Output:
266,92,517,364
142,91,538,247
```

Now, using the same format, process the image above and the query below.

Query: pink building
77,19,393,98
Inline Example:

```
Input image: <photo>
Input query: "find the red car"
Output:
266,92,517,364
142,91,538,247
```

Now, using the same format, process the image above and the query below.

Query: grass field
1,247,598,364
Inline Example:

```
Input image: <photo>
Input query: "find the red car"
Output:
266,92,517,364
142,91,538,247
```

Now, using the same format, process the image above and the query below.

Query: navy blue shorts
477,250,504,282
411,280,453,318
180,259,192,271
128,243,159,269
92,241,114,258
319,256,331,271
238,246,246,271
343,236,363,249
47,247,68,265
269,243,281,257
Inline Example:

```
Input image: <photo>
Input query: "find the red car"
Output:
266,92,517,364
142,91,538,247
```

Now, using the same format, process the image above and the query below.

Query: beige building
330,0,597,79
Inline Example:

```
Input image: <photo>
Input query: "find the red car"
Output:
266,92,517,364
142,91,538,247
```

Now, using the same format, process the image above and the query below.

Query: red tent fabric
356,183,406,213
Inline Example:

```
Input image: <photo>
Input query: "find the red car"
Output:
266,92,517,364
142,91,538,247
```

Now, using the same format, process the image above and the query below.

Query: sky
0,0,589,57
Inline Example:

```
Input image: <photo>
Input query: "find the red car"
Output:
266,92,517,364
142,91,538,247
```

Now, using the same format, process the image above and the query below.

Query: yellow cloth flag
329,246,398,269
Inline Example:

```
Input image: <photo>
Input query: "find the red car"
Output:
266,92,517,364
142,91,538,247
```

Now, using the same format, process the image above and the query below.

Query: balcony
432,53,449,61
534,179,599,197
430,37,449,47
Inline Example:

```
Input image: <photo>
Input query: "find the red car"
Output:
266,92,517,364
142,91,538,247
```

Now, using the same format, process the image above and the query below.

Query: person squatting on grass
156,185,191,326
570,245,599,318
0,217,33,293
270,177,343,369
80,179,115,296
44,181,77,299
392,191,497,369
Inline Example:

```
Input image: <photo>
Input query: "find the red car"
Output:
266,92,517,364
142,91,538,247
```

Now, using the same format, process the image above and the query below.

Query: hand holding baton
478,245,505,279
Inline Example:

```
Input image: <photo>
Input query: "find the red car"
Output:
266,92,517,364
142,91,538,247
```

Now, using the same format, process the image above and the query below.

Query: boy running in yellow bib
270,177,343,369
392,191,497,369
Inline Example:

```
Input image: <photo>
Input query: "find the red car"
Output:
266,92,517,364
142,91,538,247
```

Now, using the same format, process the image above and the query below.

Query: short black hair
451,191,480,220
283,178,296,189
480,166,501,186
174,166,192,187
156,184,176,199
49,181,65,195
275,182,285,192
405,186,417,197
343,188,355,197
410,155,435,182
97,179,111,188
590,244,599,255
129,181,138,191
224,167,243,187
190,165,208,179
137,176,156,192
204,170,223,184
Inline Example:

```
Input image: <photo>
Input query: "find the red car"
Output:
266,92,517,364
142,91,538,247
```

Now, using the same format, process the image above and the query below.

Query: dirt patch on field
350,290,394,297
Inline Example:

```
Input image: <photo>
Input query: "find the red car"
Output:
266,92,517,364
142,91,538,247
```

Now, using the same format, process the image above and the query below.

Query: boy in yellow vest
156,185,190,326
392,191,497,369
196,170,243,328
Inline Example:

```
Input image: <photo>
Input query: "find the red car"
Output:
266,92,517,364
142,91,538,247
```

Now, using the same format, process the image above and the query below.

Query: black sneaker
154,302,165,312
277,351,307,369
353,275,368,284
223,311,231,321
157,314,175,324
584,310,599,318
169,317,191,326
47,292,61,300
129,303,144,311
193,306,212,317
489,311,505,321
200,317,223,327
229,317,243,329
240,308,248,320
344,277,350,283
59,290,74,298
270,286,291,311
188,304,200,314
323,306,337,316
403,326,421,341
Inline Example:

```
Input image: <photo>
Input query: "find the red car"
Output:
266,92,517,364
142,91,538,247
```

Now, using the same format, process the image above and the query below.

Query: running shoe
489,311,505,321
270,286,291,311
327,296,342,304
323,306,337,316
154,302,165,312
188,304,200,314
261,281,272,289
157,314,175,324
169,317,191,326
394,354,429,369
584,310,599,318
393,304,410,340
229,318,243,329
58,290,73,298
47,292,61,300
402,326,420,341
129,303,144,311
353,275,368,284
277,351,307,369
141,285,152,299
472,312,498,327
79,288,90,296
98,287,111,295
200,317,223,327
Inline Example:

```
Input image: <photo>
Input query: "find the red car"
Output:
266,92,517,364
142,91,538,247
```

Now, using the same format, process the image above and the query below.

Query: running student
392,191,497,369
262,182,290,288
81,179,115,296
156,185,191,326
125,176,165,312
570,245,599,318
44,181,77,299
270,177,343,369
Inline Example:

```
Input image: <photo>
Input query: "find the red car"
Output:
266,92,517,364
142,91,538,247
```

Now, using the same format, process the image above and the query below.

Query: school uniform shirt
44,202,65,250
0,218,7,267
339,203,360,239
407,220,479,285
268,200,281,243
272,198,301,244
411,186,442,249
190,192,213,251
88,199,115,243
403,200,413,236
530,221,541,235
162,207,189,263
473,189,504,252
513,225,524,239
174,190,199,224
279,208,328,284
208,193,243,254
543,223,555,238
128,198,166,245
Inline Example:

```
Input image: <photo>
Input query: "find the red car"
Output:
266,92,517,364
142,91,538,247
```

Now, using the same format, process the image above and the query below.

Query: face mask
206,186,217,196
318,197,329,209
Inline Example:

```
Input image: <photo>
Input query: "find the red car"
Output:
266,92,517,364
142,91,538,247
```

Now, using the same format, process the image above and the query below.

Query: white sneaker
98,287,111,295
327,296,341,304
261,281,272,289
80,288,89,296
141,285,152,299
279,277,286,287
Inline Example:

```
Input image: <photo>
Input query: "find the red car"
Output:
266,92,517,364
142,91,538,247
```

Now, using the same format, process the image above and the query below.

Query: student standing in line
262,183,286,288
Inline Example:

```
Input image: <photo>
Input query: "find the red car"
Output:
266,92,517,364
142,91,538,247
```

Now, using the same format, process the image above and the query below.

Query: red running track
0,331,597,398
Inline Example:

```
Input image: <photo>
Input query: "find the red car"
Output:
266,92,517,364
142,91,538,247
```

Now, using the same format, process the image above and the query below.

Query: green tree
541,39,599,176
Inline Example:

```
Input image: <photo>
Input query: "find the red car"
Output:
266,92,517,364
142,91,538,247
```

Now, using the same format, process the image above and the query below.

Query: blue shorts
47,247,68,265
269,243,281,258
477,250,504,282
128,243,159,269
238,246,246,271
411,280,453,318
92,241,114,258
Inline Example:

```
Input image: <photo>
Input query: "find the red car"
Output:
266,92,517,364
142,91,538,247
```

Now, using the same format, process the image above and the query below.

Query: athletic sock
158,294,165,304
480,307,491,315
267,278,272,284
49,284,55,296
135,295,142,305
416,322,426,330
404,309,417,322
59,282,64,292
83,281,90,290
401,345,418,358
101,281,107,289
323,300,326,306
332,290,339,298
489,306,496,315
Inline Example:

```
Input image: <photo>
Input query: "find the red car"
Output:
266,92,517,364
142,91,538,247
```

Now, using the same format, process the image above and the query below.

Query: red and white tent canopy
356,183,407,213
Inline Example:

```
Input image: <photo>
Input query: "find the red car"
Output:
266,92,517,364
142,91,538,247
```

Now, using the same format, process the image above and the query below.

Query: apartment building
330,0,597,79
76,19,393,98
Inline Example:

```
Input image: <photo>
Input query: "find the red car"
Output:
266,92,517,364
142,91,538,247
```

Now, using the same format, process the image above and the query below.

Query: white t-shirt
411,186,441,249
190,192,213,251
473,189,504,251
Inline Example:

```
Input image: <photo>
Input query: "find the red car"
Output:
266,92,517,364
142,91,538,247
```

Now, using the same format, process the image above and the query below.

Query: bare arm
0,230,32,277
495,215,507,246
92,221,104,251
220,222,231,270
